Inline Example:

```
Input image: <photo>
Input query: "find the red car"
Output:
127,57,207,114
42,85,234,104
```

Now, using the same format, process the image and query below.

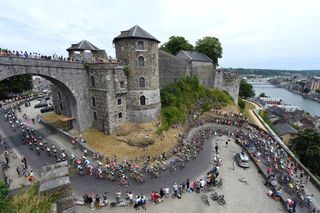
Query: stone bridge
0,56,91,131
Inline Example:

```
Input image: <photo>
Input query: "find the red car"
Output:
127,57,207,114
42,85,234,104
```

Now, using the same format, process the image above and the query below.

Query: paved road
0,102,214,195
77,135,285,213
0,102,301,213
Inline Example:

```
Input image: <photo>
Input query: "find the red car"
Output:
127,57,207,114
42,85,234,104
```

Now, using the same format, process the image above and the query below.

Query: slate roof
274,122,298,136
113,25,160,43
67,40,100,51
178,50,213,62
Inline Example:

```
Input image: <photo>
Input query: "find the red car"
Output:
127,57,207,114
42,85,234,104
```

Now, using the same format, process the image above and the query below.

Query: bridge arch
0,56,92,132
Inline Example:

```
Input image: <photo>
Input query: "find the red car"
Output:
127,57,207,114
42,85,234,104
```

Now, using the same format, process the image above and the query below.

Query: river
249,78,320,116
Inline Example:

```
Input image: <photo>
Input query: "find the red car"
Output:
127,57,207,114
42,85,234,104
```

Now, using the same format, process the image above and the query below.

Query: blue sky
0,0,319,70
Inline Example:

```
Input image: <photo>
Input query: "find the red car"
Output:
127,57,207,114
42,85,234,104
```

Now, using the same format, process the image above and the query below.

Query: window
92,96,96,107
118,112,123,119
138,56,144,67
58,91,61,99
119,81,125,88
140,95,146,105
91,75,95,86
137,41,144,50
117,98,122,105
93,111,97,121
139,77,145,88
60,103,63,111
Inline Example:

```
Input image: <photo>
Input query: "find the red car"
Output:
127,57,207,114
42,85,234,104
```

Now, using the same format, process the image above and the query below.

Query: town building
305,76,320,91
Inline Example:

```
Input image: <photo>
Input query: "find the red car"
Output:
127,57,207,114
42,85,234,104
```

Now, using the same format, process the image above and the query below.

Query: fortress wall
214,71,240,104
87,63,127,134
190,61,215,88
158,50,190,88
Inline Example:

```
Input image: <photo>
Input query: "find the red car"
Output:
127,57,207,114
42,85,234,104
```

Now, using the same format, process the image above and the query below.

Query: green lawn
242,100,256,124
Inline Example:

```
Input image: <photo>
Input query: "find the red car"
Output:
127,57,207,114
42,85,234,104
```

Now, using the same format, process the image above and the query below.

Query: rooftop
274,122,298,136
67,40,100,51
178,50,213,62
113,25,160,43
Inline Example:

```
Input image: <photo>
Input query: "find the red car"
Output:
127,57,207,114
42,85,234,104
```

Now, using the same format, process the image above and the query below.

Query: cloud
0,0,319,69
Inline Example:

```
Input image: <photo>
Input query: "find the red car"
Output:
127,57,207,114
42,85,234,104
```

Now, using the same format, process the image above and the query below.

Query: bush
9,183,59,213
238,99,245,110
258,110,275,131
0,180,11,212
159,76,232,131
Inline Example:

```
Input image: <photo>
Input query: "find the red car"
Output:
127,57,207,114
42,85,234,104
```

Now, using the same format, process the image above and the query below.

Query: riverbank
252,80,320,116
270,82,320,104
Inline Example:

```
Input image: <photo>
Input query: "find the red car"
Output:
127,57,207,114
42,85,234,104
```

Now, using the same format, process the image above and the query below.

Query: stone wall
158,50,190,88
214,70,240,104
158,53,240,104
51,84,70,116
114,38,161,123
190,61,215,88
0,56,91,132
39,161,75,213
87,63,127,134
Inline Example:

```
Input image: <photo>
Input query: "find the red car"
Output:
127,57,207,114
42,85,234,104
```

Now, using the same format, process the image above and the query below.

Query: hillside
158,76,233,132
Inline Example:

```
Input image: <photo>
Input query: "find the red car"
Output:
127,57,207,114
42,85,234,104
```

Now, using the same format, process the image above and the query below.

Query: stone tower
113,25,161,123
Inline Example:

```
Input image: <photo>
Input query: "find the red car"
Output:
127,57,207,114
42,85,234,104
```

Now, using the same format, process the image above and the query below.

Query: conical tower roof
113,25,160,43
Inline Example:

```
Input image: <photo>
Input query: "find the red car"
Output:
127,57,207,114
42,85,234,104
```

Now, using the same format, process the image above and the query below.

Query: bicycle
217,195,226,205
239,177,249,185
203,185,215,193
201,194,210,206
210,192,219,201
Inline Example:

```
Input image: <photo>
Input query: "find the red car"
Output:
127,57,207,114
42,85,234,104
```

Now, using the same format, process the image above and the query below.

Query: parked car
43,95,50,101
40,106,54,113
34,102,48,108
235,152,250,168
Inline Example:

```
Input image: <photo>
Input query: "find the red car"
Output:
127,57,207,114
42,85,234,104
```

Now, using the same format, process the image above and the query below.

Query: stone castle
51,25,240,134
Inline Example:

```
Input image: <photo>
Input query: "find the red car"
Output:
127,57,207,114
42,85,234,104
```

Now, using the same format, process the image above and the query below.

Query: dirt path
243,100,268,132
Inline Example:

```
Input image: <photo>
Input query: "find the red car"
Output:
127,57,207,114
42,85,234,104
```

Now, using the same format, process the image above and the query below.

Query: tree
0,74,33,99
195,36,223,67
0,180,10,211
238,98,245,110
259,93,266,97
292,129,320,176
160,36,193,55
316,89,320,94
303,88,310,94
239,80,255,98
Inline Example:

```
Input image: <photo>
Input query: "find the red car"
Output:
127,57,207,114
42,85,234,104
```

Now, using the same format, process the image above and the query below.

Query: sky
0,0,319,70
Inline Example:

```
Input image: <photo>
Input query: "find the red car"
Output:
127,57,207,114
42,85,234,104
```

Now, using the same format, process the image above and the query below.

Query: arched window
118,112,123,119
137,41,144,50
139,77,145,88
93,111,97,121
92,96,96,107
91,75,95,86
138,56,144,67
117,98,122,105
140,95,146,106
